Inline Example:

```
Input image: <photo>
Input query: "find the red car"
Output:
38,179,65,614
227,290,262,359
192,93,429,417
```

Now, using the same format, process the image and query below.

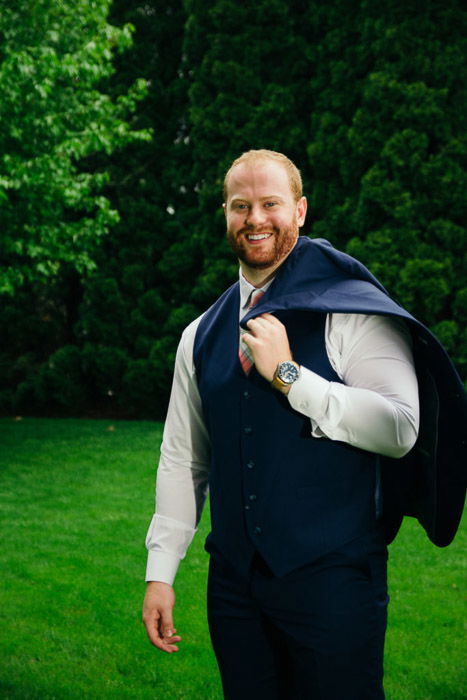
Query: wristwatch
271,360,301,390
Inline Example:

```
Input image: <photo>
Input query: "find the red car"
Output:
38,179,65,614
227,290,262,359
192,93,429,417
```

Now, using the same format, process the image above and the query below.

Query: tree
169,0,315,309
2,0,465,420
75,0,194,417
306,0,467,374
0,0,150,294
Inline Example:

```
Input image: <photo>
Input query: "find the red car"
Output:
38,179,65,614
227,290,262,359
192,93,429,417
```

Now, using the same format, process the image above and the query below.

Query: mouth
245,233,272,242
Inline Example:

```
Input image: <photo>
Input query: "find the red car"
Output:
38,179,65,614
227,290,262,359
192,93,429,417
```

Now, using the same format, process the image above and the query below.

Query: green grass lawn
0,418,465,699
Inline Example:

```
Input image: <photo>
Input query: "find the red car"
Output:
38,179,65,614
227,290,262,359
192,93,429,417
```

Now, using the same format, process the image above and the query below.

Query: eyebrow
230,195,286,204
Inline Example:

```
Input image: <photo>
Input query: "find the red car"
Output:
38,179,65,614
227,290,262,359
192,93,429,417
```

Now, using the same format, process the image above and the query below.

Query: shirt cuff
288,365,331,420
145,550,181,586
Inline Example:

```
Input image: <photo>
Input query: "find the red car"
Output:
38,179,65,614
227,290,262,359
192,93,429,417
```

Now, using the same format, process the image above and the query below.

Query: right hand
142,581,181,653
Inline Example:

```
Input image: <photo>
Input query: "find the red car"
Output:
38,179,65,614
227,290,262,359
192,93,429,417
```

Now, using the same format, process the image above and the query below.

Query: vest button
244,504,250,511
244,427,252,435
254,526,262,534
249,494,257,501
243,390,250,399
246,460,255,469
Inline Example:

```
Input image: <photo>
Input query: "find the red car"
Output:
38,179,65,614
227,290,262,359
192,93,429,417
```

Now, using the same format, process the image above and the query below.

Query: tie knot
249,290,265,309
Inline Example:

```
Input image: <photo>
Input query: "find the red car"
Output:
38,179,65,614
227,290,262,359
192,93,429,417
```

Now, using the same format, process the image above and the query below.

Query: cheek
274,214,291,230
227,214,242,230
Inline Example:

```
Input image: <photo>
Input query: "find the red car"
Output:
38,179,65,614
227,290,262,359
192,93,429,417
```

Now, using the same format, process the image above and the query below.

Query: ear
296,196,307,227
223,202,227,218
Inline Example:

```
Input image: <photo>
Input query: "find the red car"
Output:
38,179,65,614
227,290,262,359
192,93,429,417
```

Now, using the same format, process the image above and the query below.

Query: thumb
160,606,175,638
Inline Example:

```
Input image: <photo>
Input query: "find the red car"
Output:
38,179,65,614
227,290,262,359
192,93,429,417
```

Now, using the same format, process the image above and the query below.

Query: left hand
142,582,181,653
242,313,292,386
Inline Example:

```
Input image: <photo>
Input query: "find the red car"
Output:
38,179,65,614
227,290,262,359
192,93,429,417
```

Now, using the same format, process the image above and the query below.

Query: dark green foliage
1,0,465,419
179,0,314,303
14,345,87,415
307,0,466,374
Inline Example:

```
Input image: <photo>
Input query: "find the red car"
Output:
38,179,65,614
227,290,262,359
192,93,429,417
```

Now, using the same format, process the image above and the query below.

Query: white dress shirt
146,272,420,585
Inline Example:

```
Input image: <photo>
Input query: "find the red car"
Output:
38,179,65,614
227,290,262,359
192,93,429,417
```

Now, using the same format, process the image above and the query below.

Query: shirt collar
239,270,274,310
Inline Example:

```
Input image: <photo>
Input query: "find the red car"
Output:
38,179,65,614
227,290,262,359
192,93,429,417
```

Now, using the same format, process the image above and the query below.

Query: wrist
271,360,301,392
277,383,292,395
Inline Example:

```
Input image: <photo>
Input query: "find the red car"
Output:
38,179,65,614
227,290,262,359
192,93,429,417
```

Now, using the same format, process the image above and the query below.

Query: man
143,150,464,699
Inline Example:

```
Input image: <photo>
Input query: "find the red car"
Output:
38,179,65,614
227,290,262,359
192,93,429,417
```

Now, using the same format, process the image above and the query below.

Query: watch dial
279,362,299,384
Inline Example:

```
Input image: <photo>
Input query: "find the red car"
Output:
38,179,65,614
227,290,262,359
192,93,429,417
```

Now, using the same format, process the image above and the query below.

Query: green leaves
0,0,150,295
306,1,466,380
1,0,465,418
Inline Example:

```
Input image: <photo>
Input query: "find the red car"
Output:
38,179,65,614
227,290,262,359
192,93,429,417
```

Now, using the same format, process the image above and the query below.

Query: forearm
145,459,209,585
288,314,420,458
145,316,210,585
288,367,418,457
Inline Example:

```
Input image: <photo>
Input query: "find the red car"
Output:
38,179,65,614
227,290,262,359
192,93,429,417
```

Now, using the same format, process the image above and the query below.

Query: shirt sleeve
145,317,211,585
287,313,420,458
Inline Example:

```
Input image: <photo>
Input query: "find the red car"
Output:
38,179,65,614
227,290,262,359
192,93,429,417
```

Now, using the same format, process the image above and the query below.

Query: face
224,160,307,281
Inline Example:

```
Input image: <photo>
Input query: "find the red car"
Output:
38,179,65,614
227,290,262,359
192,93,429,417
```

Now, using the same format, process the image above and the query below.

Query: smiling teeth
248,234,271,240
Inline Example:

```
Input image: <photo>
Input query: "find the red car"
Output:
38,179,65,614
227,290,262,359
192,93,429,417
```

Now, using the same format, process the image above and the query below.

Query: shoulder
181,313,205,341
327,313,413,362
178,280,239,369
329,312,412,344
176,313,206,371
330,312,410,335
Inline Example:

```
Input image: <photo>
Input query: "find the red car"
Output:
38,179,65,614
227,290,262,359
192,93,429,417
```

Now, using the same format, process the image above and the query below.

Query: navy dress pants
207,529,389,700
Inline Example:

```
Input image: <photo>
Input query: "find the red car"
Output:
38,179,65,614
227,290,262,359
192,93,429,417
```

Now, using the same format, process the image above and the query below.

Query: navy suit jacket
240,236,466,547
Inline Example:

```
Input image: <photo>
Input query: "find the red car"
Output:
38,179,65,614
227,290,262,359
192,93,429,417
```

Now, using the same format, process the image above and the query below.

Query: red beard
226,224,298,270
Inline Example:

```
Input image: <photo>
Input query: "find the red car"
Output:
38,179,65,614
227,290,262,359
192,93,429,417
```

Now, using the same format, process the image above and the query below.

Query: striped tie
239,290,265,375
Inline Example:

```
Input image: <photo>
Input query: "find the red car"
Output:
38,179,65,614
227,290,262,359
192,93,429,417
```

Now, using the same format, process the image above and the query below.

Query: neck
239,263,279,288
239,244,297,288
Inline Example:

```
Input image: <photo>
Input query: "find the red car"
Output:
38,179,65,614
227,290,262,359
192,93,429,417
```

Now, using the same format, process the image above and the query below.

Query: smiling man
224,153,306,278
142,150,464,699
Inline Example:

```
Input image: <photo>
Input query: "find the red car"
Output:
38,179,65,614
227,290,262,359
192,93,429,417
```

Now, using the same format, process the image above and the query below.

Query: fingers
243,314,283,343
242,314,292,382
144,609,181,653
245,313,282,331
142,582,181,654
243,314,288,350
160,607,182,651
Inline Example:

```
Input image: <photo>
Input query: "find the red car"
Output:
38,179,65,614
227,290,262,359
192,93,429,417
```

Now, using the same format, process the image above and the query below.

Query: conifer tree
2,0,465,419
306,0,466,374
176,0,315,307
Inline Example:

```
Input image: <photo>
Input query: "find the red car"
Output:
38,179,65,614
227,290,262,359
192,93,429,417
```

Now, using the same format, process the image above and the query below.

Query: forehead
226,160,292,201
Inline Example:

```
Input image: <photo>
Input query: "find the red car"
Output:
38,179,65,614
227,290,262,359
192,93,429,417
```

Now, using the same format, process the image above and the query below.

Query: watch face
278,361,299,384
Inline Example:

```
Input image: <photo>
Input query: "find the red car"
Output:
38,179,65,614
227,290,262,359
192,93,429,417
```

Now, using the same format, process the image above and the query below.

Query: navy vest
193,237,466,573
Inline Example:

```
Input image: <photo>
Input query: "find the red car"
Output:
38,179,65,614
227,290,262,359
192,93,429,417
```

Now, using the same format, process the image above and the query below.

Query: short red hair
223,149,303,202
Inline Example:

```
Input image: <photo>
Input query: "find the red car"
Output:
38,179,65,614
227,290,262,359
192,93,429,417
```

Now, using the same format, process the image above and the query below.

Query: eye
264,201,278,208
234,202,249,210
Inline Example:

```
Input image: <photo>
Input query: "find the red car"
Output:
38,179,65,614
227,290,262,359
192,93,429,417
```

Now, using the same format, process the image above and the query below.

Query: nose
245,204,267,227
